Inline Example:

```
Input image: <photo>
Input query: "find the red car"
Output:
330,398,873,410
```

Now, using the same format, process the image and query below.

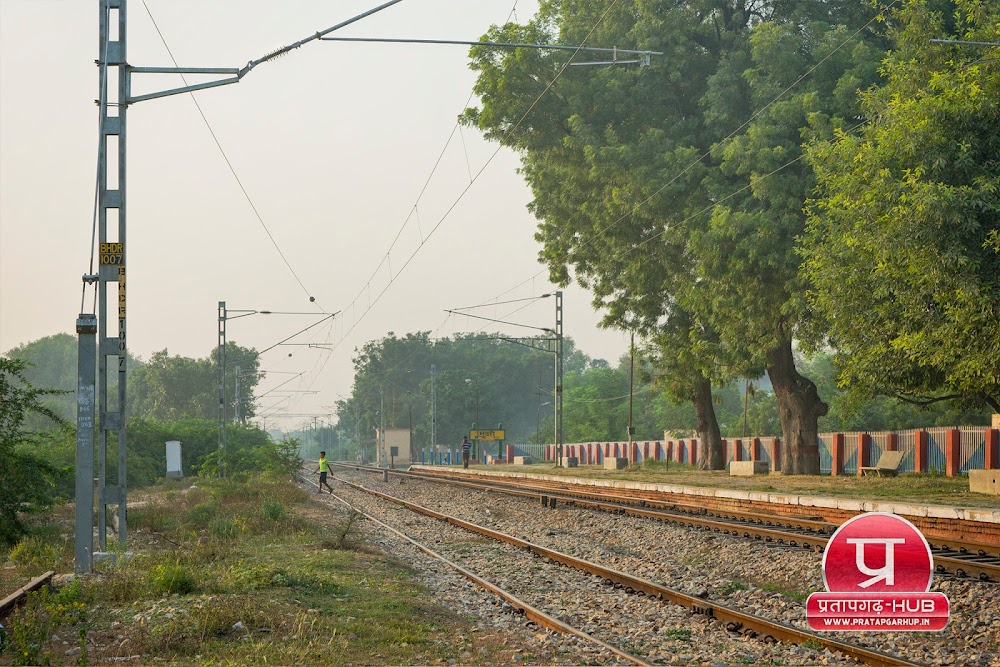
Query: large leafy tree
803,0,1000,413
0,358,65,546
337,332,589,452
5,333,143,425
130,342,260,421
463,0,887,472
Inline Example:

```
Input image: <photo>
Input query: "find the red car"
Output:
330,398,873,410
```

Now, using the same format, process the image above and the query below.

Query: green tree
803,0,1000,413
337,331,588,453
4,333,144,426
130,343,261,421
463,0,888,472
0,358,67,546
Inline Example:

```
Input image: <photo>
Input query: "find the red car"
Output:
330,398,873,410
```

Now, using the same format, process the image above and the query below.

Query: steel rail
297,475,652,666
336,464,1000,582
330,474,921,667
447,473,1000,581
0,571,55,620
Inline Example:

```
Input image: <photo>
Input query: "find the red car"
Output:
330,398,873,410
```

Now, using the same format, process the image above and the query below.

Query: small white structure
166,440,183,478
376,428,412,467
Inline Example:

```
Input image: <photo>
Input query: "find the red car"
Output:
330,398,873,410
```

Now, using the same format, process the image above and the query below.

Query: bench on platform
859,450,905,477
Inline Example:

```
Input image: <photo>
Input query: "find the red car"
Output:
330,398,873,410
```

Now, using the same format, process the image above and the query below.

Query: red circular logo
822,512,933,593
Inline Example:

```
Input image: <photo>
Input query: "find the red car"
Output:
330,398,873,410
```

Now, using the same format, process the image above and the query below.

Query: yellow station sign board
470,429,505,441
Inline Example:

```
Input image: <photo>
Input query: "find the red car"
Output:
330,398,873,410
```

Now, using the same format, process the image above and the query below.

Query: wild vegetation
0,475,500,666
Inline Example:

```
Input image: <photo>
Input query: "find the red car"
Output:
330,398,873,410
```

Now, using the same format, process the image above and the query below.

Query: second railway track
309,468,930,667
340,464,1000,583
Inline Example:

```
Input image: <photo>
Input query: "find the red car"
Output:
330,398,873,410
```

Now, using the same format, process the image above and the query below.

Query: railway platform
409,465,1000,554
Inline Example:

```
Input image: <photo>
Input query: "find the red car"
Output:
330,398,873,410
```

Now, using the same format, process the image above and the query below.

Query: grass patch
720,580,749,594
0,473,517,666
660,628,692,641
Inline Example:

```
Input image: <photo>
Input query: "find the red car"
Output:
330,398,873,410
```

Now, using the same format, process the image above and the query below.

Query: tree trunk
693,376,725,470
767,338,828,475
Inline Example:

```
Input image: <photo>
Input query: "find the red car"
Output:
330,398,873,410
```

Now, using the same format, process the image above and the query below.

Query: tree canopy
803,0,1000,413
462,0,891,472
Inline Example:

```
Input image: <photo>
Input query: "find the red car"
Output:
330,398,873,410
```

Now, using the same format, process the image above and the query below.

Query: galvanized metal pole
430,364,436,465
75,315,97,574
554,290,564,466
94,0,129,551
234,365,241,423
218,302,227,476
628,331,634,453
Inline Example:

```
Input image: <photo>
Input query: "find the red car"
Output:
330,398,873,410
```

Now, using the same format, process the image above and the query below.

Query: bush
210,518,239,540
131,502,178,533
260,501,285,522
7,536,59,568
186,501,218,527
151,564,196,595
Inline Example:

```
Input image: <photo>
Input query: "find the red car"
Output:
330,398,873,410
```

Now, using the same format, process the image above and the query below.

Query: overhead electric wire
326,0,624,359
139,0,408,310
444,309,552,332
287,0,623,424
258,313,339,355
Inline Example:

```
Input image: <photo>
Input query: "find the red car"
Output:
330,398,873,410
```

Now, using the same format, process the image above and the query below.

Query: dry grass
1,473,544,666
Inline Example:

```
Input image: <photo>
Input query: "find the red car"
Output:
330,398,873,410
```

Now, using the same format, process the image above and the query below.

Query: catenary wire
140,0,325,308
326,0,624,359
280,0,623,426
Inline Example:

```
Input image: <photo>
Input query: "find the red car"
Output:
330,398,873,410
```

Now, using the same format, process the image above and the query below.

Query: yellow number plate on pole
470,429,505,441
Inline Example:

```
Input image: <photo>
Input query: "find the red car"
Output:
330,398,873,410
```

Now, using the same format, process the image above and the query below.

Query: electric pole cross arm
319,37,663,66
125,0,408,105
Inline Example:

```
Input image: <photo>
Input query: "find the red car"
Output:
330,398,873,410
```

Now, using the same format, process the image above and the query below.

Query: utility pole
234,365,241,423
218,302,227,477
91,0,129,554
742,378,750,439
554,290,564,466
430,364,436,463
628,331,635,454
74,314,97,573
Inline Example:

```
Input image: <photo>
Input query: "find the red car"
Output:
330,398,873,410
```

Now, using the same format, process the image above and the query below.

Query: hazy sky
0,0,630,429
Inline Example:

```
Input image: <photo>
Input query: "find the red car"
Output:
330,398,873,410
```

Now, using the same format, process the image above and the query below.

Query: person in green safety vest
315,451,334,494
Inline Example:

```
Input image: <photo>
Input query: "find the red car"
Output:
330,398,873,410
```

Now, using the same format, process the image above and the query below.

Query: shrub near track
0,474,507,666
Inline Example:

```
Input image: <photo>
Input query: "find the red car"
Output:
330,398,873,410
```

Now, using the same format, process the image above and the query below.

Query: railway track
0,571,54,621
338,464,1000,583
309,470,923,667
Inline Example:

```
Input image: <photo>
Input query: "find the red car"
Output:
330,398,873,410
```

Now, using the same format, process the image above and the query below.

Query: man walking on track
316,451,334,494
461,436,472,469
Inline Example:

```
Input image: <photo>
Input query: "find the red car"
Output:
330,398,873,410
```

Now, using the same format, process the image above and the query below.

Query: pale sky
0,0,630,429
